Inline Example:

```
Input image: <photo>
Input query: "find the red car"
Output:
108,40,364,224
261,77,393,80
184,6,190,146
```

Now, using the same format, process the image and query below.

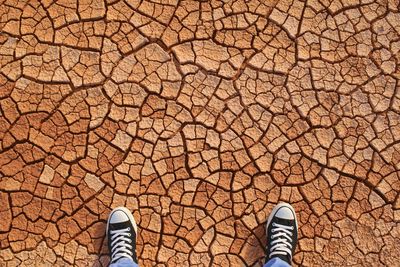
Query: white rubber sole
107,207,138,235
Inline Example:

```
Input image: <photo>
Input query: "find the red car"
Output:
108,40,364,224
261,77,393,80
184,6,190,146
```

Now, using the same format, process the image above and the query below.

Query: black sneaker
266,202,298,265
107,207,138,264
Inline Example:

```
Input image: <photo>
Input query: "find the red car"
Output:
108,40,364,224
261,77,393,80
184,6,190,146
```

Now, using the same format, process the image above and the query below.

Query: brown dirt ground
1,0,400,266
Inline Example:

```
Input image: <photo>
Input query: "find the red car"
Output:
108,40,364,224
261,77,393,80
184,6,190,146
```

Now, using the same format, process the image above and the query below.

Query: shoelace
110,227,133,263
269,222,294,258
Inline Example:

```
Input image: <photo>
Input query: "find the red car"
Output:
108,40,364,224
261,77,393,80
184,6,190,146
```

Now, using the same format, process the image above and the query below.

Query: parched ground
0,0,400,266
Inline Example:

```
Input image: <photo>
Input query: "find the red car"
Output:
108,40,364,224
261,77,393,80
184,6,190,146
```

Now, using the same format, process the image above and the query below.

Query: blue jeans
264,257,291,267
109,258,138,267
110,257,290,267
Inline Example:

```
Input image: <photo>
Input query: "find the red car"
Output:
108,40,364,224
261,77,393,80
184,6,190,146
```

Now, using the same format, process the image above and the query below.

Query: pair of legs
107,203,298,267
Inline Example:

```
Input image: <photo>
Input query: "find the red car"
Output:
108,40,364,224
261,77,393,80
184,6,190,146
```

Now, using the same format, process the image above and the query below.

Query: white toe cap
110,210,130,224
275,206,295,220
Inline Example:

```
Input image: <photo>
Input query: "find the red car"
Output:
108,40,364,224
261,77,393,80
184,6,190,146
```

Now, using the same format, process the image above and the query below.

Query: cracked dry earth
1,0,400,266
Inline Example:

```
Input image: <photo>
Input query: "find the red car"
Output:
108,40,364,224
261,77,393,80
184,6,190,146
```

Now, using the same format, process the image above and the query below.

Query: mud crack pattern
1,0,400,266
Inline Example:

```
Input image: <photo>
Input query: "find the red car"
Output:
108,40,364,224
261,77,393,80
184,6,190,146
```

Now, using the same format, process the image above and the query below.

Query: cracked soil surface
1,0,400,266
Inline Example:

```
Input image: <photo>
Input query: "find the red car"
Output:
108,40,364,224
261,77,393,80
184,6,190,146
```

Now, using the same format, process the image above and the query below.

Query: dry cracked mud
1,0,400,266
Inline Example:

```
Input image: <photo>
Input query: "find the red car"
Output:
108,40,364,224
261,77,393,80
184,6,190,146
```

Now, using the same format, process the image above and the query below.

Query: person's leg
109,258,138,267
107,207,139,267
263,257,291,267
264,202,298,267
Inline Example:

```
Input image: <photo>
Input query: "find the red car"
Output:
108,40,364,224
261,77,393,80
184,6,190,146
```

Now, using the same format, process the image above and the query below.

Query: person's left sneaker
107,207,138,264
265,202,298,265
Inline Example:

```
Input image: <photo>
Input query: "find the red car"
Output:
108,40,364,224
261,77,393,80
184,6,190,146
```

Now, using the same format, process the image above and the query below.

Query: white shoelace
110,227,134,263
269,222,294,258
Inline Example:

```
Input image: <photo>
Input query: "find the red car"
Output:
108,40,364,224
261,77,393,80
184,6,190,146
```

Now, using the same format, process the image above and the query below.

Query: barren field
0,0,400,266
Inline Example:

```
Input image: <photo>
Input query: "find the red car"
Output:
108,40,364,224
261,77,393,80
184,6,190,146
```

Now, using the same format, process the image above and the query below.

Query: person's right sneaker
107,207,138,265
266,202,298,265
